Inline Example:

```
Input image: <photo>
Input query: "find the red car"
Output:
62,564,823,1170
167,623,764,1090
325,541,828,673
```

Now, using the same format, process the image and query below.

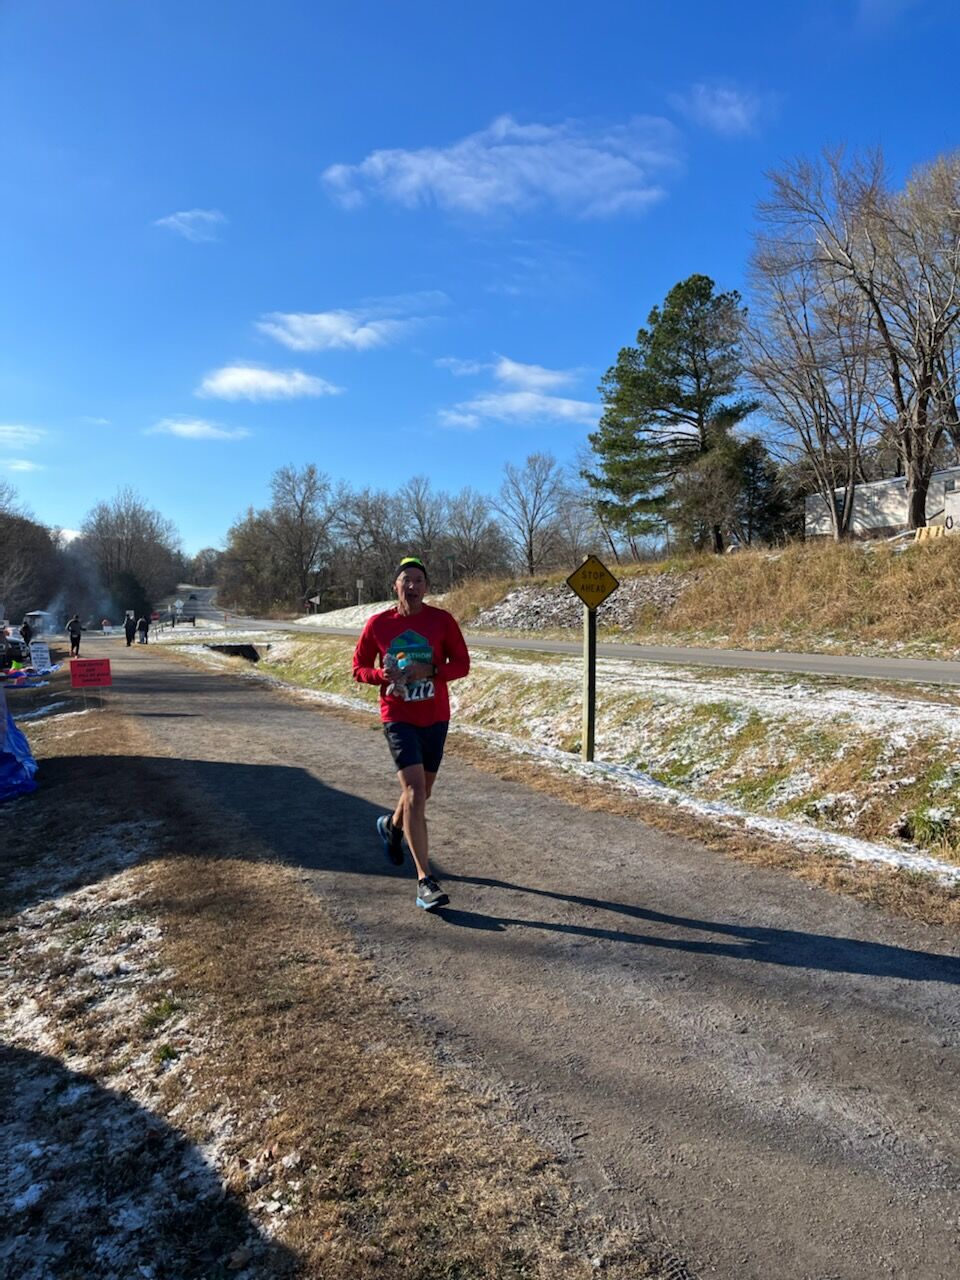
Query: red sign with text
70,658,113,688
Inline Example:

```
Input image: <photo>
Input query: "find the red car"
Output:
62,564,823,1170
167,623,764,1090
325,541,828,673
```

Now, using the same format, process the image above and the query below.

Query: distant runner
66,614,82,658
353,556,470,911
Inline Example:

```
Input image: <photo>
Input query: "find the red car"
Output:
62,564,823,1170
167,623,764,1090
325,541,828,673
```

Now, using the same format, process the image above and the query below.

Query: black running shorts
383,720,449,773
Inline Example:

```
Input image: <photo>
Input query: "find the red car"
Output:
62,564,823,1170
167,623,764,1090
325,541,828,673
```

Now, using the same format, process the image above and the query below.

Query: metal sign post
565,555,619,762
582,601,597,760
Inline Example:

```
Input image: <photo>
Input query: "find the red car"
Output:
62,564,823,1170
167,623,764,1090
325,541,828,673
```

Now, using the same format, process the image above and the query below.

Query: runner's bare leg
393,766,436,880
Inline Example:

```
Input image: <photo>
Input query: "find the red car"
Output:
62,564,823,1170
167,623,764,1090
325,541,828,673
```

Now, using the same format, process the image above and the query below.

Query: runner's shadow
4,754,398,915
0,1043,296,1278
435,907,507,932
437,875,960,985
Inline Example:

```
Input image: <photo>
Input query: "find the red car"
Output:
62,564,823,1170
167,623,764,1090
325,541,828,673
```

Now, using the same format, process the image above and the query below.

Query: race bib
406,679,435,702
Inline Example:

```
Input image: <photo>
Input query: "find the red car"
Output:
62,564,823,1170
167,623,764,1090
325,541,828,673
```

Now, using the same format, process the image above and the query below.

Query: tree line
0,459,607,624
206,459,607,614
587,148,960,547
0,484,183,626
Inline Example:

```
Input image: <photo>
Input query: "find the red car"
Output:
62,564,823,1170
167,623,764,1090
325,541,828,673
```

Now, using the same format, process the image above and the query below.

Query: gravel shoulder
34,639,960,1278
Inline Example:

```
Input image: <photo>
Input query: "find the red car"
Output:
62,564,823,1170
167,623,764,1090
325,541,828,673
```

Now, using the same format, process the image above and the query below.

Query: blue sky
3,0,958,553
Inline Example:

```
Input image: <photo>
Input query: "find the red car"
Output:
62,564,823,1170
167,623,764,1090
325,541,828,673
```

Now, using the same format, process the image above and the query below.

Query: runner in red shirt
353,556,470,910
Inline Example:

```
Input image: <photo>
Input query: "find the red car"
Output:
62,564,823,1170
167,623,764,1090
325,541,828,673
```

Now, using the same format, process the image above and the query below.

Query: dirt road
103,639,960,1278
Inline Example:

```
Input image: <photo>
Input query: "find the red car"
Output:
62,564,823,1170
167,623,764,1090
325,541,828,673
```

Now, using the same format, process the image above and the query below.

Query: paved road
103,639,960,1279
296,625,960,686
170,586,960,684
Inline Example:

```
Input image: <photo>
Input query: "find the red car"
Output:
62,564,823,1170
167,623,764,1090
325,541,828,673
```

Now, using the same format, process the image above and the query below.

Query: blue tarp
0,698,38,801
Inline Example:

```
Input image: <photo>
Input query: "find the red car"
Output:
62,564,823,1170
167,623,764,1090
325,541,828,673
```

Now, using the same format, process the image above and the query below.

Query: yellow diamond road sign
566,555,619,610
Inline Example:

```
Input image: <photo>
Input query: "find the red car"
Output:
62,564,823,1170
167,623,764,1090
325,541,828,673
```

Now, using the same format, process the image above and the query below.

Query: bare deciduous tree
446,488,511,578
493,453,567,576
333,486,406,597
551,472,608,567
762,149,960,528
187,547,223,586
746,240,881,540
80,487,181,604
399,476,448,563
266,464,335,604
220,509,285,613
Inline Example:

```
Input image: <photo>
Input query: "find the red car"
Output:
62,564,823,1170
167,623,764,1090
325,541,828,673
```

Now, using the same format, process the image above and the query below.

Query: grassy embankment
444,536,960,657
245,537,960,873
250,633,960,873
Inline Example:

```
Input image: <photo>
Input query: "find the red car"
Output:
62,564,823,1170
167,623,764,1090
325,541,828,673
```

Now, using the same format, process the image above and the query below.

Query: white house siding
805,466,960,538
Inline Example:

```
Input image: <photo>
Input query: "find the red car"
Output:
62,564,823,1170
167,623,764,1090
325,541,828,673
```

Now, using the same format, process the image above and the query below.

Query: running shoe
416,876,448,911
376,815,404,866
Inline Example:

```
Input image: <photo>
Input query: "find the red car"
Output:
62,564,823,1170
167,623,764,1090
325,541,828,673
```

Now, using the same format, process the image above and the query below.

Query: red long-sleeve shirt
353,603,470,725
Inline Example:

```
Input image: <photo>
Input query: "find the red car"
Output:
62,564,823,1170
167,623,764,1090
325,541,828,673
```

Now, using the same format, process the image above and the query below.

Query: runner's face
395,567,427,613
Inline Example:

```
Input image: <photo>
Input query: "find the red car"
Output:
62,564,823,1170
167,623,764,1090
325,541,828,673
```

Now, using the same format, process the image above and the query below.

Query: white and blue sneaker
416,876,448,911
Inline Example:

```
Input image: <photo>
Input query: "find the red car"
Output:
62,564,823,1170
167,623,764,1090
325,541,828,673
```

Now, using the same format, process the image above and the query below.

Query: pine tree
584,274,756,552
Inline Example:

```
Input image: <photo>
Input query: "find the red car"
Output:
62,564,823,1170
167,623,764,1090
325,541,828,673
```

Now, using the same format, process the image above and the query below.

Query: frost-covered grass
0,819,272,1280
221,634,960,873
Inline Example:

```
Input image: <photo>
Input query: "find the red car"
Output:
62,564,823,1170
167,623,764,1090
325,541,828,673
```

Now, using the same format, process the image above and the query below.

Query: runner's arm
352,619,391,686
435,615,470,683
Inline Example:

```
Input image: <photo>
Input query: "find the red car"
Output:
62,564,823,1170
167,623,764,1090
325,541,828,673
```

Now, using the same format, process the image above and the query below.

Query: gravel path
104,638,960,1279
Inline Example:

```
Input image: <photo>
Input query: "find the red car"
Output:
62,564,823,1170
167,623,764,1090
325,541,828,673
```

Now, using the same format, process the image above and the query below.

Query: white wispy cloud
4,460,43,472
669,83,765,136
439,409,483,430
439,390,599,431
437,354,579,392
147,417,251,441
258,292,445,353
154,209,227,242
435,356,489,377
323,113,681,218
257,310,417,352
493,356,577,392
196,364,343,401
0,425,45,449
80,416,111,426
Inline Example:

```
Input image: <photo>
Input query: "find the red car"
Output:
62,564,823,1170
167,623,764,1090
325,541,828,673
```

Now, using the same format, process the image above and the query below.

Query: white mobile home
804,466,960,539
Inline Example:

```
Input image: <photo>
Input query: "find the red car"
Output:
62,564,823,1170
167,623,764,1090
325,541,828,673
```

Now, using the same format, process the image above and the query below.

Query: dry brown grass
146,848,659,1279
445,539,960,654
652,538,960,650
441,575,522,624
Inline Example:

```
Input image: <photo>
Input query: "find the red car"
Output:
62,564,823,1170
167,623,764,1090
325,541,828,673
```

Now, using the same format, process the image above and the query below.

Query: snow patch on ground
152,627,289,647
474,652,960,737
1,822,272,1278
12,701,70,721
292,600,393,629
291,595,447,630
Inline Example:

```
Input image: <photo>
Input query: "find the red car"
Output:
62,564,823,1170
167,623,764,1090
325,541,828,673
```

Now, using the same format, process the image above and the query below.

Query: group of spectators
123,615,150,648
61,613,151,657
